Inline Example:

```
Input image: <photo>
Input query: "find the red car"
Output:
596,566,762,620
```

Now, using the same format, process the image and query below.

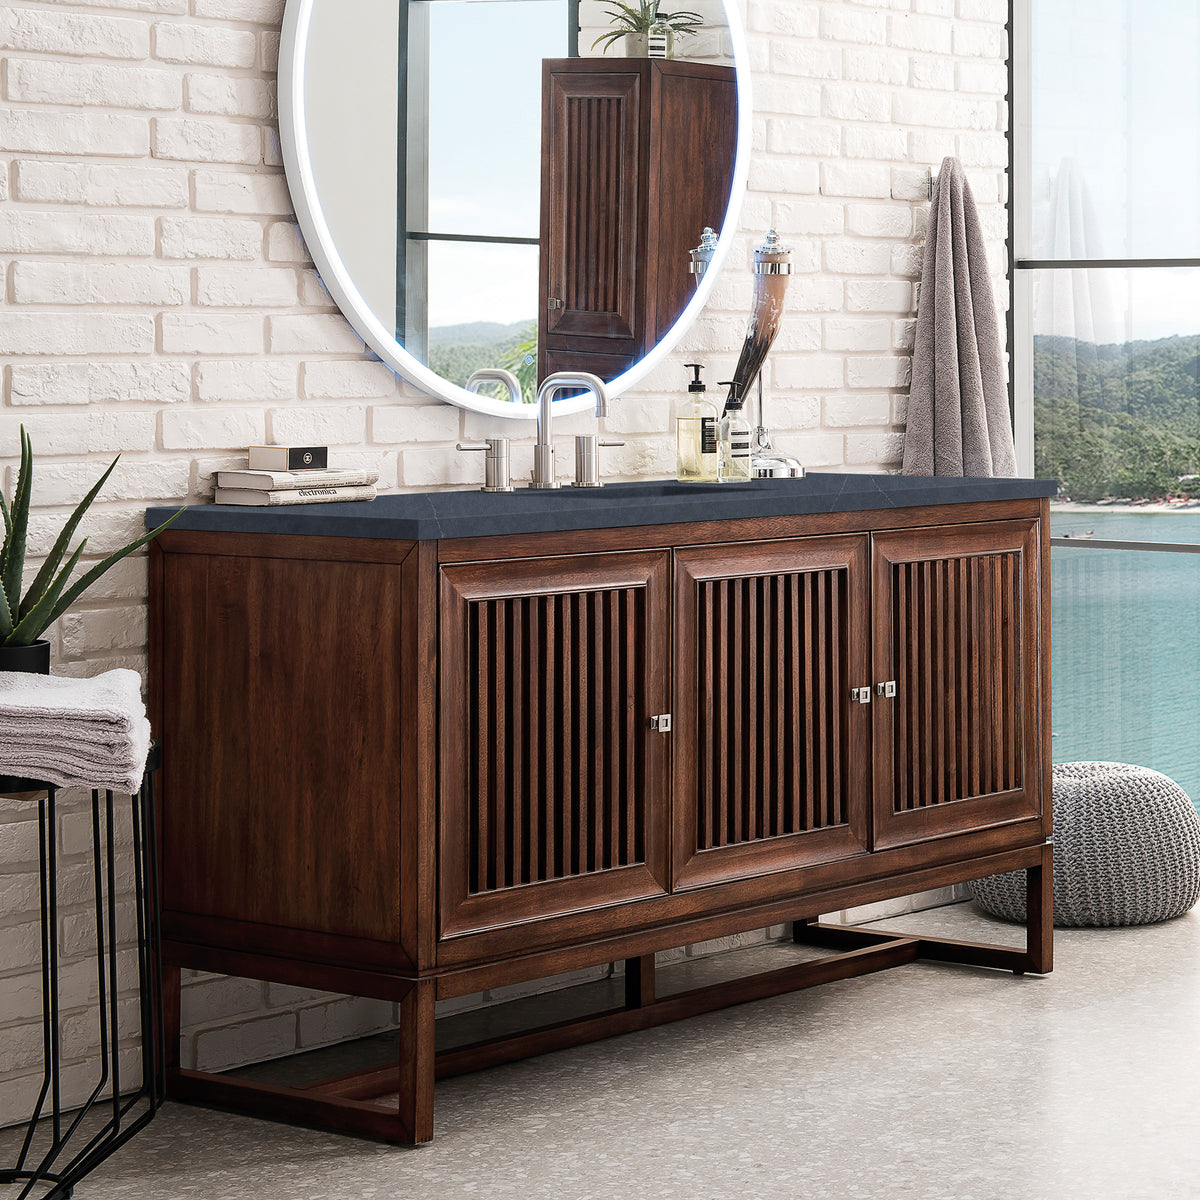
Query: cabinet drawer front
673,537,872,890
440,551,670,936
871,520,1043,848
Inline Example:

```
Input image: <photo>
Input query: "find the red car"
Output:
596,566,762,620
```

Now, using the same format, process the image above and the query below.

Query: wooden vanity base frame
160,843,1052,1147
150,496,1054,1148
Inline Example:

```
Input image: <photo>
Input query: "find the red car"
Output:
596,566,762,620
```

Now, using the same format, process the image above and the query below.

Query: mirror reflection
299,0,738,405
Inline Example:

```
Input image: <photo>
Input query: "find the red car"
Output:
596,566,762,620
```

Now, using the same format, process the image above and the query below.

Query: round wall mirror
279,0,751,419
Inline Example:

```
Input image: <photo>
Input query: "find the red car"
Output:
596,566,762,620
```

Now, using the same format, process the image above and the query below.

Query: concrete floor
28,903,1200,1199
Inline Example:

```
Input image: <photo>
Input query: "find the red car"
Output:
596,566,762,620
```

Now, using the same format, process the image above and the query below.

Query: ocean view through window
1015,0,1200,809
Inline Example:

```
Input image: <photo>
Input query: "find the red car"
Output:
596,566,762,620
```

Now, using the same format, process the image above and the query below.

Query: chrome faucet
530,372,608,489
464,367,524,405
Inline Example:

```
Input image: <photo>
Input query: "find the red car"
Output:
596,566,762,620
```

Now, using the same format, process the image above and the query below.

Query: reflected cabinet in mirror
279,0,750,418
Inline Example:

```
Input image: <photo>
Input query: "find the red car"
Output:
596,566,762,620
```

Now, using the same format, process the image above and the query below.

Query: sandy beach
1051,500,1200,514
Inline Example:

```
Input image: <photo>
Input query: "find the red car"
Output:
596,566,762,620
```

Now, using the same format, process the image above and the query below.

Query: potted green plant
1,427,183,672
591,1,703,58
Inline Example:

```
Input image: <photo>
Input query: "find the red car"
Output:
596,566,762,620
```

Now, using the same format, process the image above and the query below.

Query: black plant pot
0,638,51,675
0,639,51,793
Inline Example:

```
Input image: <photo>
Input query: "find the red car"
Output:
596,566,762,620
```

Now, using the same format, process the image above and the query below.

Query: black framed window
1012,0,1200,803
398,0,577,381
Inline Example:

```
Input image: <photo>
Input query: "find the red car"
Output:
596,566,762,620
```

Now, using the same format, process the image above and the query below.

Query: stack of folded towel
0,668,152,794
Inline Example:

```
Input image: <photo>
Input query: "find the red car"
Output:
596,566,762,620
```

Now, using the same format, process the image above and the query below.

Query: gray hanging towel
902,156,1016,477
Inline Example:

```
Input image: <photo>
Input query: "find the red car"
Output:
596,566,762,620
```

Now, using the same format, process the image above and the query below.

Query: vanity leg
397,980,436,1145
1022,842,1054,975
163,963,181,1077
624,955,655,1008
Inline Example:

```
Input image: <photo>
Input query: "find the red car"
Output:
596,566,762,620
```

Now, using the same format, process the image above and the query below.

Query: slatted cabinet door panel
673,537,872,890
440,552,671,937
540,67,644,349
871,521,1043,849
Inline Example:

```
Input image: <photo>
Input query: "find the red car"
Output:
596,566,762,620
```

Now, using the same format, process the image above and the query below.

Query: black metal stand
0,743,163,1200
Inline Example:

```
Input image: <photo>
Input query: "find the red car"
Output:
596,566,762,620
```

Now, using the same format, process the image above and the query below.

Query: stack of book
214,445,379,506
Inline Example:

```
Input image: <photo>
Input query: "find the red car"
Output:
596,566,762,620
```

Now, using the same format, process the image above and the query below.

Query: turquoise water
1050,510,1200,803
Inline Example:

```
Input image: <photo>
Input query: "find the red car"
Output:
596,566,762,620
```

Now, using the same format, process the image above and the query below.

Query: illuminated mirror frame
278,0,753,420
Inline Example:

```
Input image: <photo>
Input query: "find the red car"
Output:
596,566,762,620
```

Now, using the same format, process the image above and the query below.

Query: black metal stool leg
2,746,163,1199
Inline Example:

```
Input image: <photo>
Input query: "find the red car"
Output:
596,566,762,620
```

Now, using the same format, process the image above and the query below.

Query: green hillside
426,319,537,402
1034,334,1200,500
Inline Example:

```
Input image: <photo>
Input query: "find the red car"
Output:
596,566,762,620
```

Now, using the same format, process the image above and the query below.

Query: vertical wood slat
801,572,816,835
825,566,844,830
715,581,728,848
465,585,646,894
774,575,786,840
691,566,849,850
889,550,1024,814
564,97,621,312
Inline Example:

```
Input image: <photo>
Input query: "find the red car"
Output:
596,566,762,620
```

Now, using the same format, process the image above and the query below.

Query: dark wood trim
163,963,181,1075
435,500,1046,564
402,542,439,971
432,818,1046,973
396,979,436,1144
162,941,416,1003
170,1070,414,1144
156,529,415,565
624,954,656,1008
434,938,921,1080
161,913,415,975
434,840,1047,998
1025,840,1054,974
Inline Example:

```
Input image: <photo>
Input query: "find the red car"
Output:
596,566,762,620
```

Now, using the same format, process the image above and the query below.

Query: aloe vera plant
0,427,183,648
591,1,703,52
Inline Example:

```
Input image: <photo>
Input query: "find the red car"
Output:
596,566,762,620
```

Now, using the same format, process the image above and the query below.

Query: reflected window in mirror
282,0,747,418
402,0,575,403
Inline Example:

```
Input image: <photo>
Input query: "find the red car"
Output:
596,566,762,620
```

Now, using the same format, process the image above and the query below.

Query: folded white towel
0,668,145,728
0,669,151,793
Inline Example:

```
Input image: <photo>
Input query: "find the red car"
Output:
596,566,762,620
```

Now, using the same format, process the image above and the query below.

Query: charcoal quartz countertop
147,473,1057,542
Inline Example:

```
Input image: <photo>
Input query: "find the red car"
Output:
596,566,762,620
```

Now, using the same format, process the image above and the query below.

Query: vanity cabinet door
870,521,1044,850
672,536,872,891
439,551,671,938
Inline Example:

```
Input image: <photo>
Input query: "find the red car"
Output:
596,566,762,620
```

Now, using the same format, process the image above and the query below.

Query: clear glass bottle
676,364,719,482
647,17,674,59
717,382,752,482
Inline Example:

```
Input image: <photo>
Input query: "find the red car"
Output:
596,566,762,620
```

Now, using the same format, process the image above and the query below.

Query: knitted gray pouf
969,761,1200,927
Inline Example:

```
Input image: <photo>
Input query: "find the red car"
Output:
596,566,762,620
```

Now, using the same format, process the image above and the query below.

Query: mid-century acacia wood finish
149,497,1052,1147
672,536,872,891
439,551,671,936
537,59,737,383
871,520,1042,849
154,538,411,947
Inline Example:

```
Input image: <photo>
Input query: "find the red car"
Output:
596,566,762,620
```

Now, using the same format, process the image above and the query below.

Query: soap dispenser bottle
676,364,719,482
717,380,752,482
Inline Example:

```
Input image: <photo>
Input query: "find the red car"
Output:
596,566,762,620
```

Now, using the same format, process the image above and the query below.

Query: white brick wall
0,0,1010,1126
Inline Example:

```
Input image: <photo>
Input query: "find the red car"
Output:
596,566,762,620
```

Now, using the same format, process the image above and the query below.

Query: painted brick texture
0,0,1010,1125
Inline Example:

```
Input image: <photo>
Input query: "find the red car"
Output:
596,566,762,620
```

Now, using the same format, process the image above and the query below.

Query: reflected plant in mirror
590,1,704,57
279,0,749,419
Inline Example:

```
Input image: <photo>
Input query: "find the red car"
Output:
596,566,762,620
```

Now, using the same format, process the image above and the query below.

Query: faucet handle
572,435,625,489
457,439,513,493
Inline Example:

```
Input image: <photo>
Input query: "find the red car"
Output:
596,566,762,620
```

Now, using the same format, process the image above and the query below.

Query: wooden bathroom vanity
147,474,1055,1144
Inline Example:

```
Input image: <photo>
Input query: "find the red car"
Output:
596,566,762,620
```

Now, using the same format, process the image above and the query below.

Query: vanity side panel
153,535,411,947
647,62,737,342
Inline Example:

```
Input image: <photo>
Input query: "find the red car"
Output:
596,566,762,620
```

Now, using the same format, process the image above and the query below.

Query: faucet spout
465,367,524,405
530,372,609,489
